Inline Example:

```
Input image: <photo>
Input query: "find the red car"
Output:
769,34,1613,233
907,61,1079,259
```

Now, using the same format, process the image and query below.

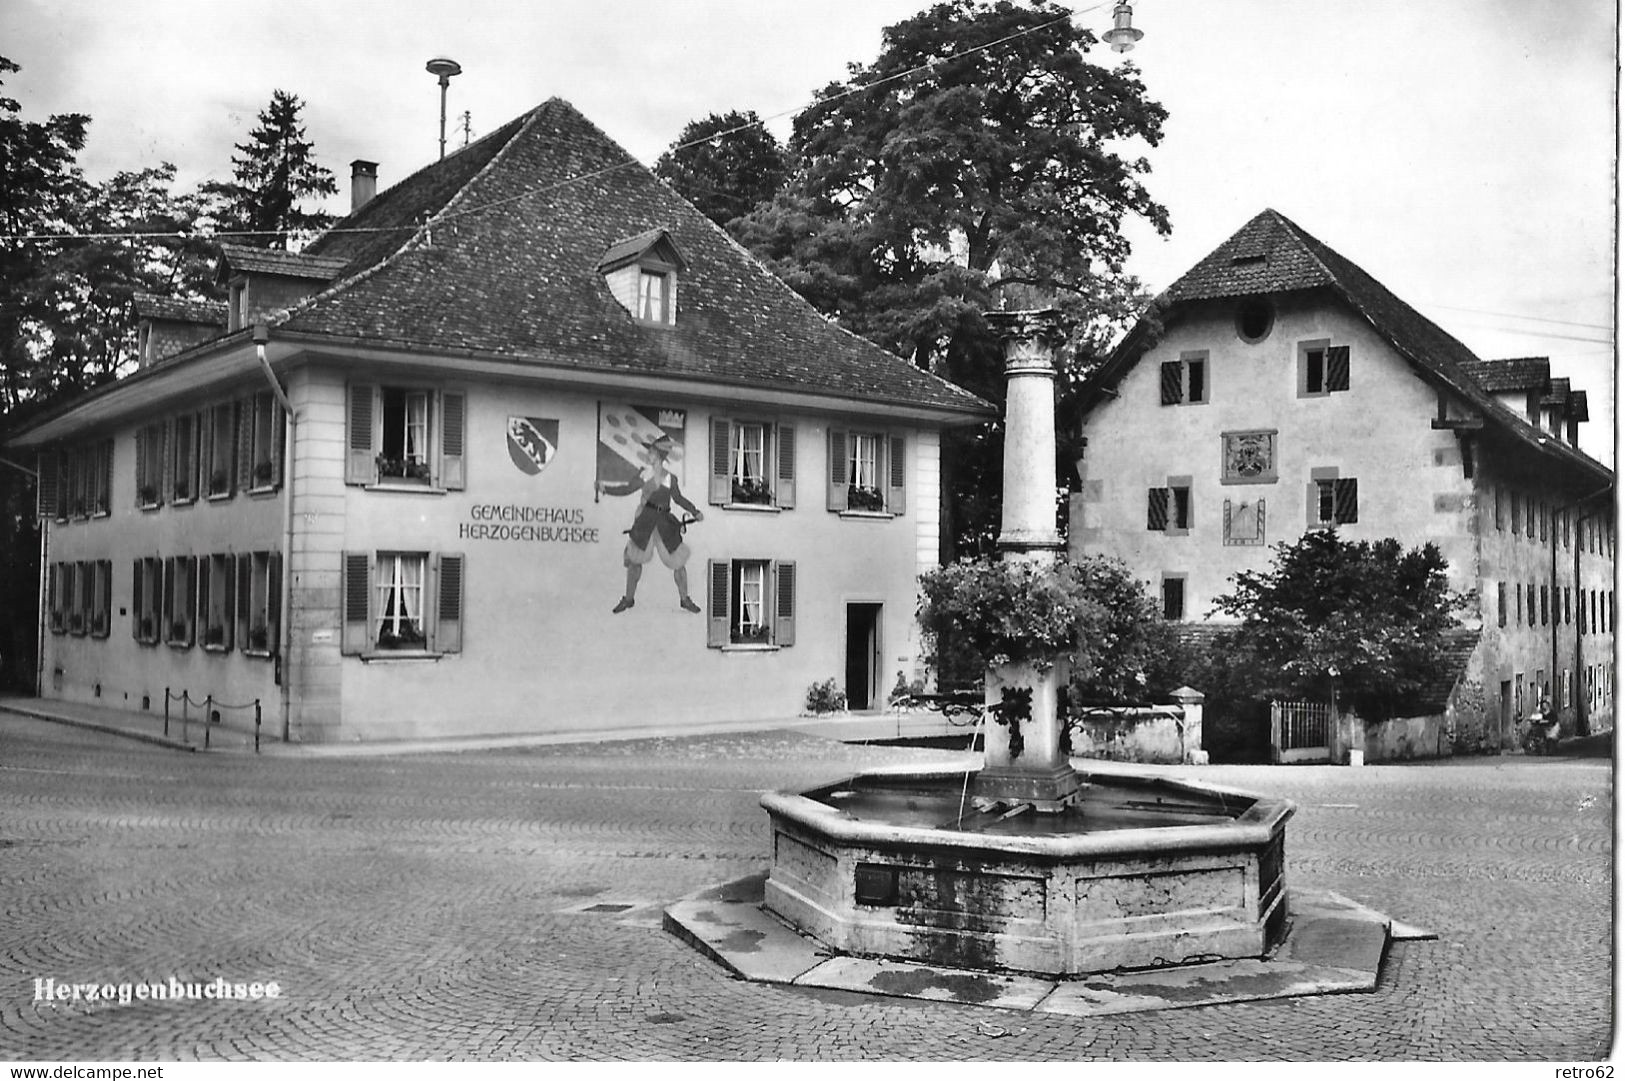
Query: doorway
845,604,883,712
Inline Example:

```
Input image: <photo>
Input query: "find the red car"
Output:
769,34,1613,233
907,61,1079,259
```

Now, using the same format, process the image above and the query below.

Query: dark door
845,604,883,711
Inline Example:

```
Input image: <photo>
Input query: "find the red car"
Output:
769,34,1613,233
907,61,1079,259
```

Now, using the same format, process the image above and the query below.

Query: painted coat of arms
507,416,559,475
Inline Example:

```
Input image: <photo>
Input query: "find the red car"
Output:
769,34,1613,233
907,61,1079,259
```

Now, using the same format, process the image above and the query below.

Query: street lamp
1103,2,1144,53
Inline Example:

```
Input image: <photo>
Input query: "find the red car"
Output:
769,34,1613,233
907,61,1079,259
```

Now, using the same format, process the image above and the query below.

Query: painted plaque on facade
1222,430,1277,485
1224,498,1266,546
507,416,559,475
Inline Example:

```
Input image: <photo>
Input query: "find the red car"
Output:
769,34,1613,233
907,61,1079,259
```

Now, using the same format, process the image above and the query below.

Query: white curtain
733,424,763,483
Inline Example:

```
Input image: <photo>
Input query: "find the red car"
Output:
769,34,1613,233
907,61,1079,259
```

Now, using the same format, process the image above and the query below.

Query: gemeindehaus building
9,99,992,743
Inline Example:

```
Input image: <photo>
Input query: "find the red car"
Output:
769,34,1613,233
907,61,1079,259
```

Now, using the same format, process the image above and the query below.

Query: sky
3,0,1616,462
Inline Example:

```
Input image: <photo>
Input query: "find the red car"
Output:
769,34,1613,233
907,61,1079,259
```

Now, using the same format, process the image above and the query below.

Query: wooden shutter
1334,478,1358,523
775,424,796,509
1326,345,1350,391
435,552,464,653
36,450,57,520
270,401,285,488
47,564,60,632
826,429,849,512
1147,487,1169,531
887,435,906,515
267,552,282,657
96,440,112,514
345,384,376,485
237,555,253,650
184,556,199,646
235,398,253,494
707,560,730,648
1160,361,1183,405
219,556,235,650
440,391,466,490
95,561,111,637
131,559,143,639
773,561,796,647
341,552,370,654
709,418,732,505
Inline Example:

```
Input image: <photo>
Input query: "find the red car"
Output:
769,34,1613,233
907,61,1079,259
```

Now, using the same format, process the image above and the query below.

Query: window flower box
731,478,772,505
376,456,430,481
91,614,108,636
376,627,426,650
205,625,225,647
139,615,154,641
209,470,230,494
169,620,189,642
847,485,885,513
248,624,269,651
253,461,275,486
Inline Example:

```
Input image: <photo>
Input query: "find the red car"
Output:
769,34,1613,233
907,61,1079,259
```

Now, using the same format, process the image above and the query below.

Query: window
1541,585,1549,626
1300,341,1350,396
162,556,197,647
236,551,282,655
1494,487,1504,531
1525,496,1536,538
1161,575,1186,621
1527,584,1536,627
80,560,110,638
199,555,235,650
340,550,463,656
598,230,685,326
1235,300,1274,343
1515,584,1522,626
47,563,65,634
71,562,93,635
246,392,283,491
202,402,237,498
709,418,795,509
171,413,199,503
136,421,167,508
132,557,162,644
1496,582,1506,627
47,442,109,521
345,383,466,489
707,558,795,648
1539,501,1548,541
1564,586,1571,625
1221,430,1276,485
1313,476,1358,526
637,270,671,323
1511,491,1521,536
1147,482,1192,533
827,429,904,515
1159,353,1208,406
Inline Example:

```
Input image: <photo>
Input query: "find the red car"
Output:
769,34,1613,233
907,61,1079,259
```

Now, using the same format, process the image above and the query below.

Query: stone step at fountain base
664,873,1433,1018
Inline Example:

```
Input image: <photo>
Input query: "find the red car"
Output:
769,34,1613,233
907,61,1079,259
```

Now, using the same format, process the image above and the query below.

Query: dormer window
639,269,671,322
599,229,687,327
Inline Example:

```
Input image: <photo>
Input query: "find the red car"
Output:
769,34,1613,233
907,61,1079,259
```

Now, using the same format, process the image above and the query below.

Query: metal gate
1270,699,1331,763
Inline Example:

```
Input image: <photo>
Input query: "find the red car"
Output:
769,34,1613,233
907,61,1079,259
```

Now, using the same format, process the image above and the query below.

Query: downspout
3,456,46,697
253,323,296,742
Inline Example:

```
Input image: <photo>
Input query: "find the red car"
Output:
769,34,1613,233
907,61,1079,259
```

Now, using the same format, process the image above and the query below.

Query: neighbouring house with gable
8,98,993,743
1071,209,1614,757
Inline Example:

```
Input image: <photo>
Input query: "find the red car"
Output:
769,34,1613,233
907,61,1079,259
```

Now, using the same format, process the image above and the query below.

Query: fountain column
974,309,1082,812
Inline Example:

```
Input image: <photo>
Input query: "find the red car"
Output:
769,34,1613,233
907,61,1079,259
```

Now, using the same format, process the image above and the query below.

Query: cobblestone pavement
0,717,1612,1062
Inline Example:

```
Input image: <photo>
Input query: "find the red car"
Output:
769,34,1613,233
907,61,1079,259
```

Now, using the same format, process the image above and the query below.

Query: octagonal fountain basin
760,765,1295,978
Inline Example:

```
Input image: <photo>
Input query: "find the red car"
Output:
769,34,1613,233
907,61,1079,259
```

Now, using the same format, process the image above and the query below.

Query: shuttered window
340,550,465,656
1303,342,1351,396
706,558,797,649
709,418,795,508
1314,478,1358,525
828,428,904,514
345,384,466,490
1147,487,1169,531
1159,355,1208,406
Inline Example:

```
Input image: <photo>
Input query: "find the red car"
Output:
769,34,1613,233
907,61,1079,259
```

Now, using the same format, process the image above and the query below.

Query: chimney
351,160,378,211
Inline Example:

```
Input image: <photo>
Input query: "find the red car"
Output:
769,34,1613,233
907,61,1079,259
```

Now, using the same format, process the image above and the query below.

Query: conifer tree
204,90,336,249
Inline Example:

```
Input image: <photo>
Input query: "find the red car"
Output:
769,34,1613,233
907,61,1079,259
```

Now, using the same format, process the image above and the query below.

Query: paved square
0,717,1611,1061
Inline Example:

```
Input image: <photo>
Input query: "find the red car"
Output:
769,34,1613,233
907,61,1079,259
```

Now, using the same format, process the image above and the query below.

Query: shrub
805,678,847,714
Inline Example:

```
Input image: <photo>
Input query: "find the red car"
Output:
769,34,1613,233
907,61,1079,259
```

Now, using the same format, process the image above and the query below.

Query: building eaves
217,243,350,280
132,292,227,326
1460,357,1550,393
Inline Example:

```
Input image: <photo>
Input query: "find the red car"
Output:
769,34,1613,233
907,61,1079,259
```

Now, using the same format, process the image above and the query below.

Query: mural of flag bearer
595,403,702,614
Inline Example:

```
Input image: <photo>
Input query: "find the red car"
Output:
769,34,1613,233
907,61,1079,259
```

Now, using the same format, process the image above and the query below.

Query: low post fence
162,688,264,753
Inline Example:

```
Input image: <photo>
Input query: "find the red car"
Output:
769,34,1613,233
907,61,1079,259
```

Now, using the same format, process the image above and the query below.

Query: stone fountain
755,310,1294,977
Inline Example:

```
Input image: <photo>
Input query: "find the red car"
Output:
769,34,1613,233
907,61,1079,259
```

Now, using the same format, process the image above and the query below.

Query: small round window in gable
1235,299,1274,343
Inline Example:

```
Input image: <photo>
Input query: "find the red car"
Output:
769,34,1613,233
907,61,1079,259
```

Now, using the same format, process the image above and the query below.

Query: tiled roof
1568,389,1589,422
132,292,226,326
280,99,989,417
597,228,686,271
1461,357,1549,393
1415,627,1481,715
1541,376,1571,405
1090,209,1611,485
217,244,350,280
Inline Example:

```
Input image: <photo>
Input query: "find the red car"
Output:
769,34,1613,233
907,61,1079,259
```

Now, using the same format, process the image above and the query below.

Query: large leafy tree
203,89,336,249
1211,531,1471,722
733,0,1169,553
654,111,788,229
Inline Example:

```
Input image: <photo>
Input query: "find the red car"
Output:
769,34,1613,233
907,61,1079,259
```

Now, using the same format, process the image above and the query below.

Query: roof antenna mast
425,57,463,160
